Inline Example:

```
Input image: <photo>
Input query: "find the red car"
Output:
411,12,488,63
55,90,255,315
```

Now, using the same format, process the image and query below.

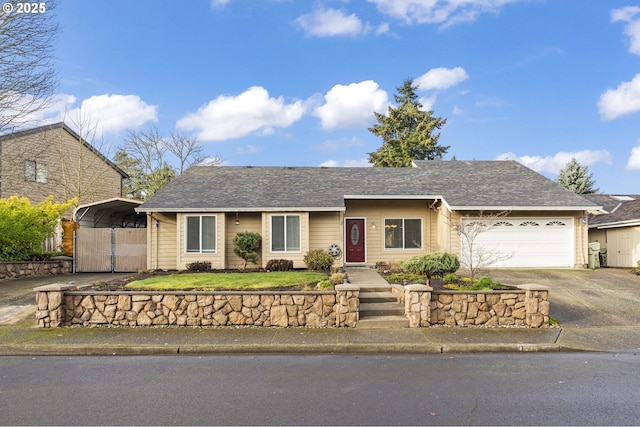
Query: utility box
588,242,600,269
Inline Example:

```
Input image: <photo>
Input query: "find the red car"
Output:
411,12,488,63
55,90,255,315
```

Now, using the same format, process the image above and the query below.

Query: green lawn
124,271,328,291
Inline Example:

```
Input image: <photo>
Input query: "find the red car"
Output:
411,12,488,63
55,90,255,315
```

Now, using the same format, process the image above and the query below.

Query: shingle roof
582,194,640,227
137,160,600,212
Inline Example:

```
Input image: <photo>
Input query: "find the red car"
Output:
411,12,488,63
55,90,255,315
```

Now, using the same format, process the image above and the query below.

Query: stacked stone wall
0,258,73,281
403,284,550,328
35,284,360,328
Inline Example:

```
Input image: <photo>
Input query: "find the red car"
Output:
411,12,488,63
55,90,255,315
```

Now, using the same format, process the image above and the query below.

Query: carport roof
137,160,601,213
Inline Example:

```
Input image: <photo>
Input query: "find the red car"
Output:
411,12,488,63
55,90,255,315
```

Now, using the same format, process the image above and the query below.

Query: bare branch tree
167,131,204,174
458,211,513,281
0,0,59,133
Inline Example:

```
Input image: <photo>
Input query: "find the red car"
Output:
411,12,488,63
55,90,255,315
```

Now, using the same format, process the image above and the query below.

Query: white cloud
368,0,524,27
236,144,262,154
416,67,469,91
626,143,640,170
319,158,371,167
418,95,437,111
65,94,158,135
313,80,389,130
598,73,640,120
612,6,640,55
312,137,366,152
296,7,365,37
177,86,305,141
496,150,612,174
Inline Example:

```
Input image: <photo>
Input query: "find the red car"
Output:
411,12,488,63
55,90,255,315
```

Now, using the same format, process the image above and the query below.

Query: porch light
371,221,376,229
235,212,240,225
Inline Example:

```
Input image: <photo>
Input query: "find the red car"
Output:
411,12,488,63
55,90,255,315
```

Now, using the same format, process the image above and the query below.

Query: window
185,215,216,253
271,215,300,252
385,218,422,249
25,160,48,183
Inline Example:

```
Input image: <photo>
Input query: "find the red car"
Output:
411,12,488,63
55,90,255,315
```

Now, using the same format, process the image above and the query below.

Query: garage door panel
461,217,574,268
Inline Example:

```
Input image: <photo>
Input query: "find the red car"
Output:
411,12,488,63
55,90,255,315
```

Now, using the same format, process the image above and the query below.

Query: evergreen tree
556,158,599,194
368,79,448,167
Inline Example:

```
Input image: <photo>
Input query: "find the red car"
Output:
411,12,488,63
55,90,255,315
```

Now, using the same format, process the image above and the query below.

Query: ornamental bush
403,252,460,285
0,196,74,261
233,232,261,270
265,259,294,271
303,249,334,271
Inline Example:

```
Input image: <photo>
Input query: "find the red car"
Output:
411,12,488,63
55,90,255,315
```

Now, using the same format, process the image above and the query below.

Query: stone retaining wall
403,284,550,328
34,284,360,328
0,257,73,281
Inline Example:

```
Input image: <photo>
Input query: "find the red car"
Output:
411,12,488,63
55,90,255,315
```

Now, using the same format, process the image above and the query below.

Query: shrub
0,196,75,261
265,259,294,271
317,280,334,290
233,232,261,270
443,272,458,282
303,249,334,271
403,252,460,285
386,272,424,284
186,261,212,272
329,272,347,285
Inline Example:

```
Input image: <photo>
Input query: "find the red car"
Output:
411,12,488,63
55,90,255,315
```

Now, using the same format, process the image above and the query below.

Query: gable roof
0,122,128,179
138,160,600,213
582,194,640,228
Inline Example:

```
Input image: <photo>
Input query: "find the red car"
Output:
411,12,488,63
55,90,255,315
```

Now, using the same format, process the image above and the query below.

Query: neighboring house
584,194,640,267
136,160,601,271
0,122,128,210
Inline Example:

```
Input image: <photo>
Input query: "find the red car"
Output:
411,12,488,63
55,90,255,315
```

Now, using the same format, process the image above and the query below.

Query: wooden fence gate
74,228,147,273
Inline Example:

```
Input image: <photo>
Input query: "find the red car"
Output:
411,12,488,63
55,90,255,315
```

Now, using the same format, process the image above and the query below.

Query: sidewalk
1,269,639,355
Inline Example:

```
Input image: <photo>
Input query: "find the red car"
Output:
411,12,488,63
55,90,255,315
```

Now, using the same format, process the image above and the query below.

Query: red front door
346,219,365,263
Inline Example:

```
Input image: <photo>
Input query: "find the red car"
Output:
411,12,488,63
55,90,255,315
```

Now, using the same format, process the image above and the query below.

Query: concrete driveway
489,268,640,328
0,273,131,325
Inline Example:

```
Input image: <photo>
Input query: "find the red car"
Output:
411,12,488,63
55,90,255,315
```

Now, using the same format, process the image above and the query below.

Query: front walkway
344,267,390,288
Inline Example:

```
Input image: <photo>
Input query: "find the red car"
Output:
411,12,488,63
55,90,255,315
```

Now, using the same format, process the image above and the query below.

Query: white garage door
460,217,574,268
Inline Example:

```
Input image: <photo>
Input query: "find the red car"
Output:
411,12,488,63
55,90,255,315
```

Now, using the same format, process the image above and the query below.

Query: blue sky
35,0,640,193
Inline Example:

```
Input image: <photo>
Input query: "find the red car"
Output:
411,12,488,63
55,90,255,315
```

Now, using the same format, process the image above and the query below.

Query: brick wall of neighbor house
308,212,343,265
0,126,122,212
262,212,310,269
344,200,436,265
226,212,262,269
147,213,178,270
177,213,226,270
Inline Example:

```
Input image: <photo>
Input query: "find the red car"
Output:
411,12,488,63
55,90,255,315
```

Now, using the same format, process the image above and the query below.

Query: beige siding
344,200,436,266
176,213,226,270
262,212,309,269
147,213,178,270
0,126,122,217
309,211,343,267
225,213,262,269
590,226,640,267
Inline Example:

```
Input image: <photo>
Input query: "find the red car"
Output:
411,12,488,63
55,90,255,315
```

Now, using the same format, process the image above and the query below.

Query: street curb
0,342,580,356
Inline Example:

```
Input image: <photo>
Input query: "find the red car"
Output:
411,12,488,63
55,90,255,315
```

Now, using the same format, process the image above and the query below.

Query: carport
71,198,147,273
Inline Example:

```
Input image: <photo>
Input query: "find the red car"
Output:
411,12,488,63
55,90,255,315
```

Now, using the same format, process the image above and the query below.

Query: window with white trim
271,215,300,252
25,160,48,183
384,218,422,249
185,215,216,253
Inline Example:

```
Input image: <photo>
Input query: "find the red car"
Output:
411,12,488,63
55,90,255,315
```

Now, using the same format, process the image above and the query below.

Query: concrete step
358,284,392,293
360,291,397,303
360,302,405,317
357,315,409,329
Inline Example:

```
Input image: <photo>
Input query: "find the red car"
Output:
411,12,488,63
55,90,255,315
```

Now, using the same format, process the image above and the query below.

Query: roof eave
136,206,347,214
448,205,599,211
